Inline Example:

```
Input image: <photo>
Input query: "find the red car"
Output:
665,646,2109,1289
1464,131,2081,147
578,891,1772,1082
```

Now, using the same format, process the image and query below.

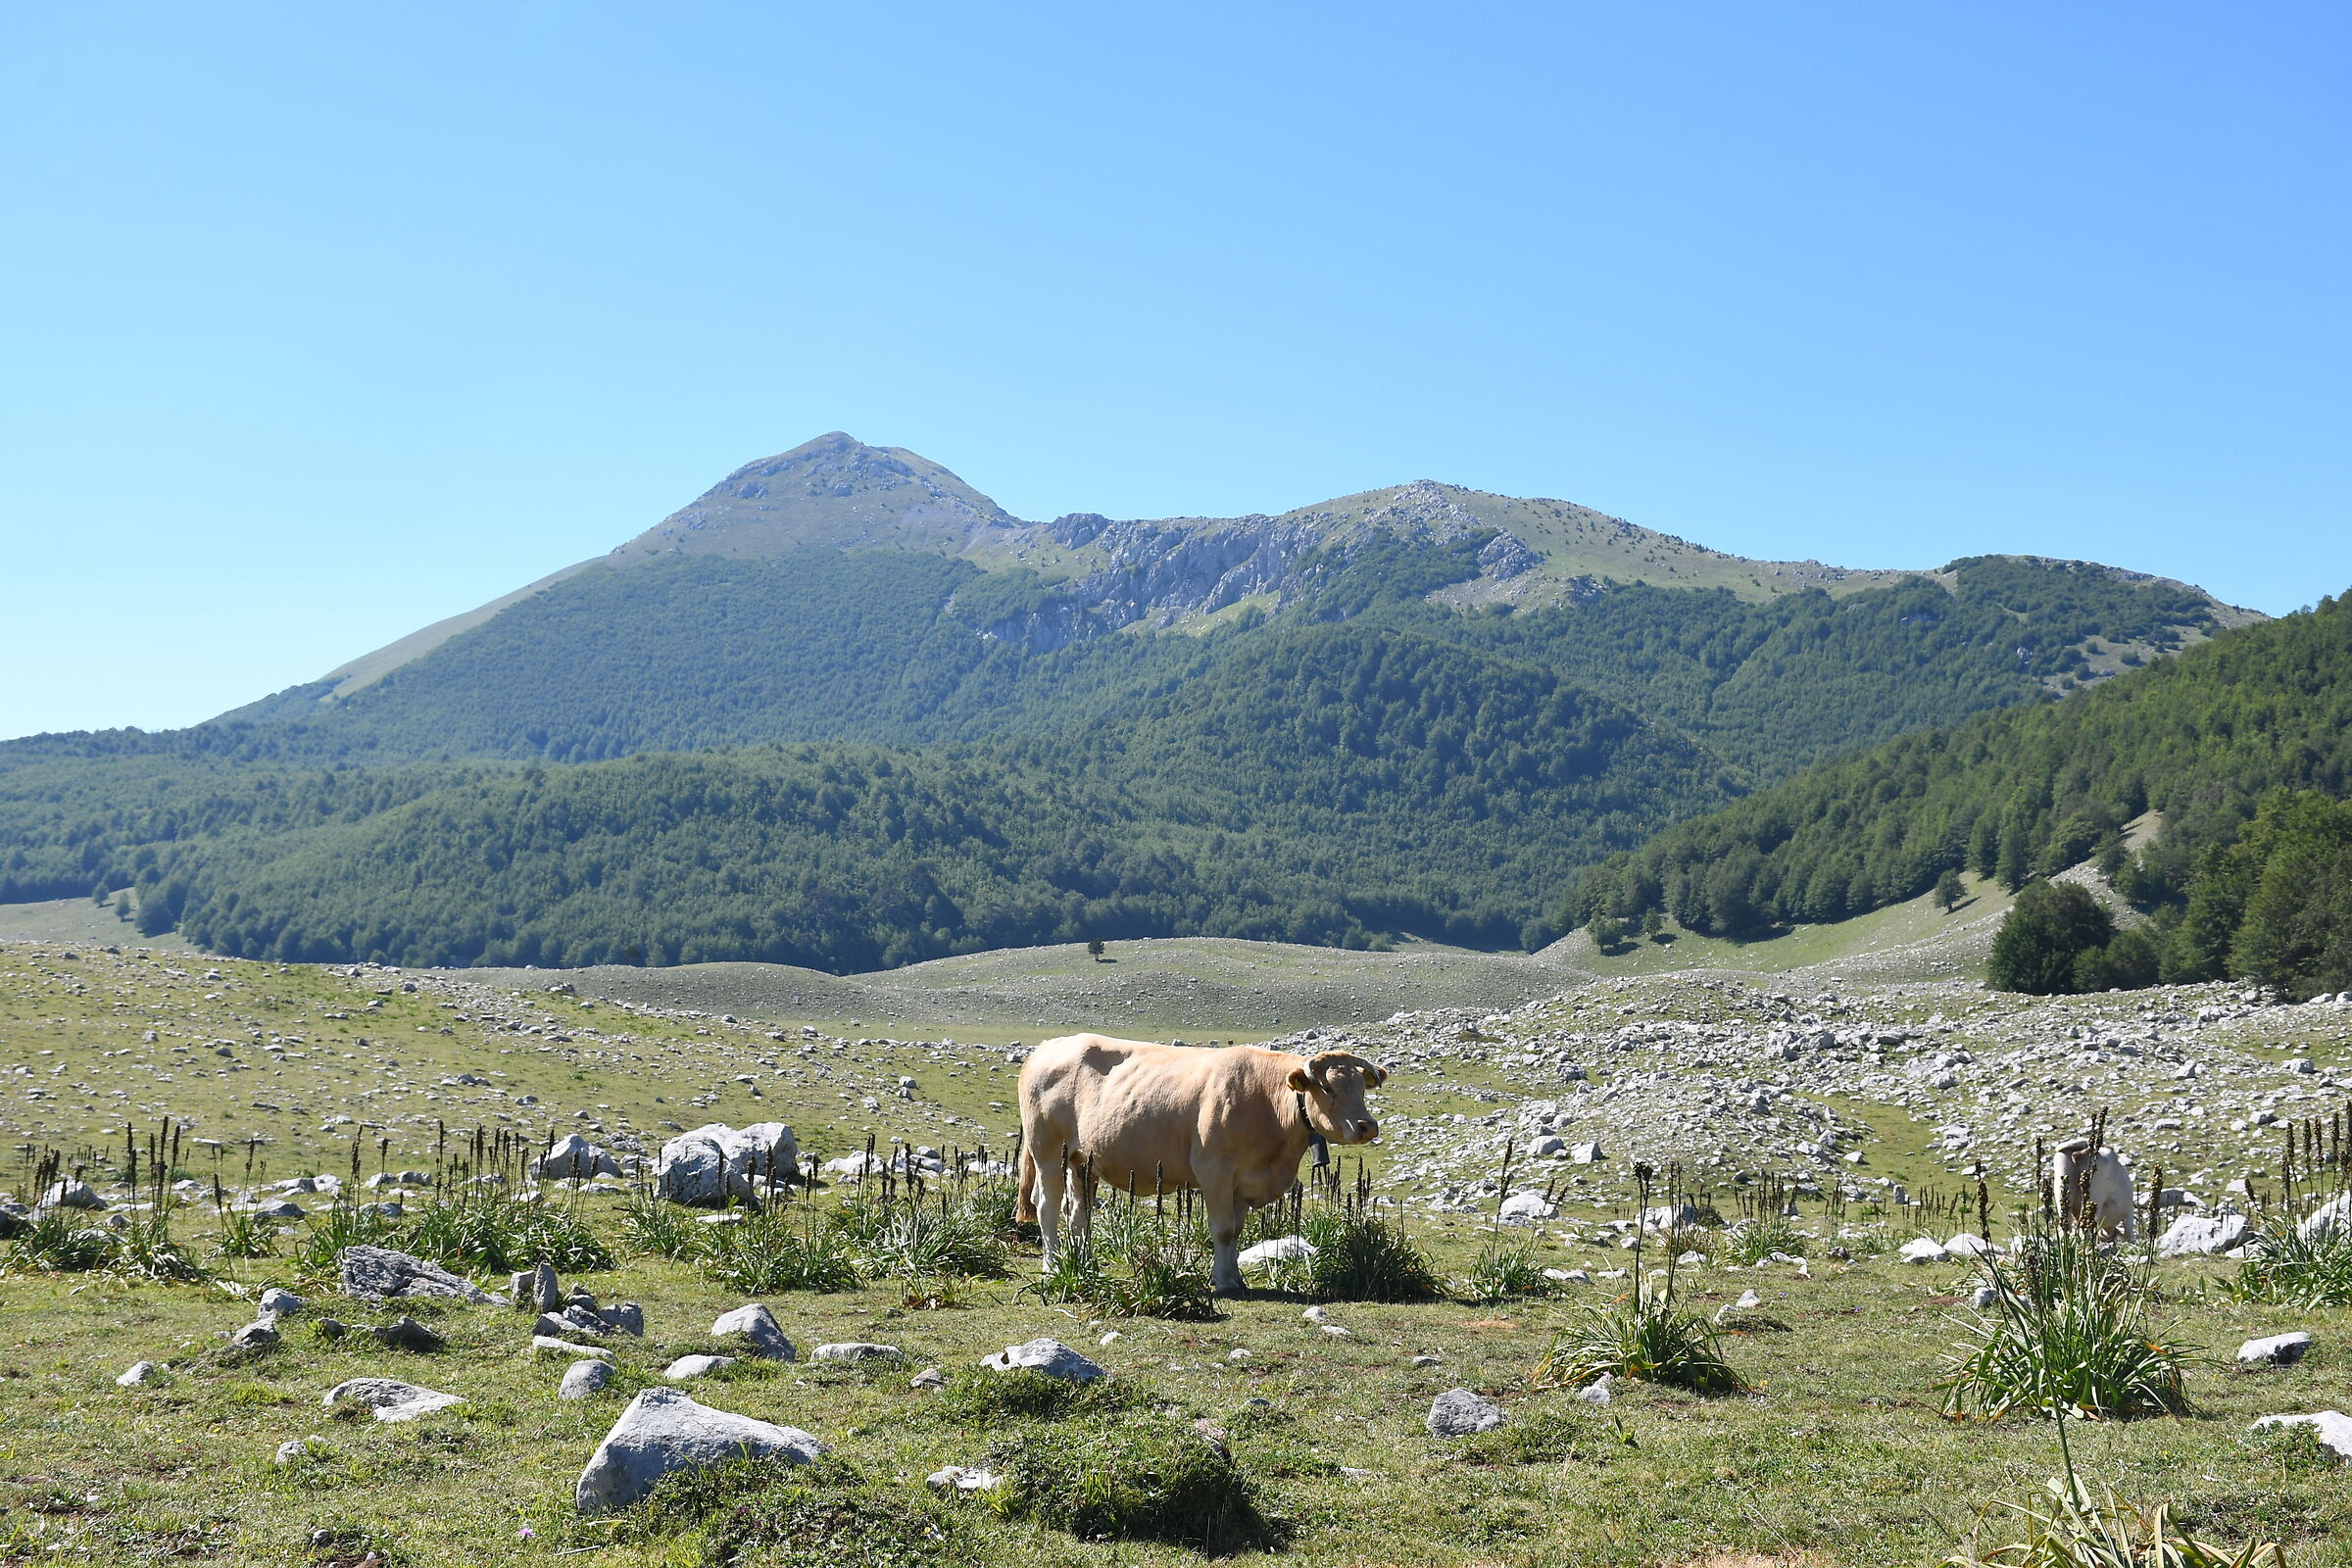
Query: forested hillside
1567,589,2352,944
1,624,1727,968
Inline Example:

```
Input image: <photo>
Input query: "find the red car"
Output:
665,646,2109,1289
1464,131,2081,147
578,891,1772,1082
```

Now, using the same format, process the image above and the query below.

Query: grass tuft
1281,1205,1442,1303
632,1455,961,1568
985,1422,1286,1553
936,1366,1142,1423
1534,1282,1746,1396
2225,1220,2352,1307
1940,1230,2191,1422
1458,1234,1555,1301
701,1210,859,1294
1948,1474,2284,1567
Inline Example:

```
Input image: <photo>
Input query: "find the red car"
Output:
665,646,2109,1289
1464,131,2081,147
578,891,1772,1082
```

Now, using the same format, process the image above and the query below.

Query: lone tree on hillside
1988,881,2114,994
1587,912,1627,953
1086,938,1106,962
1934,869,1965,913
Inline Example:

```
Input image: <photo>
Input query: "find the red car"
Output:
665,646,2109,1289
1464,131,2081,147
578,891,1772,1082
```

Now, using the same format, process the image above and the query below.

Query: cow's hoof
1212,1279,1246,1298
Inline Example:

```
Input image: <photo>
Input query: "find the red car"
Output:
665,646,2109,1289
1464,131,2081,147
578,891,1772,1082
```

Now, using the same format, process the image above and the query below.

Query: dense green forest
2,624,1727,967
1567,590,2352,954
0,533,2258,972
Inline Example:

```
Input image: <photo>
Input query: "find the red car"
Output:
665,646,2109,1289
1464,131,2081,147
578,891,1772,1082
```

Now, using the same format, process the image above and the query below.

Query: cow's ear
1286,1067,1315,1094
1368,1064,1388,1087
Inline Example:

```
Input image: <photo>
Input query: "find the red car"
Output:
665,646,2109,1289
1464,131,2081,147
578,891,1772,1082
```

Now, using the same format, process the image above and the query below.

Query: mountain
1565,587,2352,950
0,433,2264,971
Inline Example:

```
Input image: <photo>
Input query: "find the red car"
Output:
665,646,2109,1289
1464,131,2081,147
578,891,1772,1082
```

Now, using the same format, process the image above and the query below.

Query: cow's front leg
1069,1163,1098,1254
1198,1165,1247,1295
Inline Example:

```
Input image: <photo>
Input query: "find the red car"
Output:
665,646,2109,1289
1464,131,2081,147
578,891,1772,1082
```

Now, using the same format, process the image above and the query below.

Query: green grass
7,942,2352,1565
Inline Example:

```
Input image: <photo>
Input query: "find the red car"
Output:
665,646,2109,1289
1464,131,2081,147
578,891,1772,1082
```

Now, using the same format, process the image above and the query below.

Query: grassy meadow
2,938,2350,1566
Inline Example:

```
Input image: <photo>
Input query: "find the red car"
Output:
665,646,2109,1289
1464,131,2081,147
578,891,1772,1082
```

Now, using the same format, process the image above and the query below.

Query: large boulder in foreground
574,1388,824,1512
655,1123,800,1207
340,1246,498,1304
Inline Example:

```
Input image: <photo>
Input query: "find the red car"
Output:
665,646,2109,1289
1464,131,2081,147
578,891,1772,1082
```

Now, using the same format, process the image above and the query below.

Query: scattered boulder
340,1246,497,1304
373,1316,444,1353
1898,1238,1950,1265
560,1359,613,1399
1498,1191,1555,1224
322,1377,465,1422
258,1288,305,1316
1427,1389,1506,1437
2159,1213,2251,1257
2298,1195,2351,1245
1641,1202,1699,1233
538,1309,608,1342
2253,1411,2352,1461
1569,1143,1604,1165
574,1388,824,1512
530,1133,623,1182
2239,1332,2312,1367
663,1354,734,1381
909,1366,948,1391
533,1336,614,1361
601,1302,646,1337
981,1338,1104,1383
710,1304,795,1359
116,1361,158,1388
926,1465,1003,1494
1943,1232,1997,1258
811,1343,903,1364
229,1320,280,1351
37,1179,104,1212
1238,1236,1314,1268
655,1122,800,1207
511,1262,563,1312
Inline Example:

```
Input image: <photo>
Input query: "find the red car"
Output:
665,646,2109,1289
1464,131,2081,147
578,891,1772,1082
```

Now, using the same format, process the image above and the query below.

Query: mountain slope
1568,587,2352,939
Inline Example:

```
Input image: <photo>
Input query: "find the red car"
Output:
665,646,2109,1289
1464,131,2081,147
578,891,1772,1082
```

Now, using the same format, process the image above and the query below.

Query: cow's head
1287,1051,1387,1145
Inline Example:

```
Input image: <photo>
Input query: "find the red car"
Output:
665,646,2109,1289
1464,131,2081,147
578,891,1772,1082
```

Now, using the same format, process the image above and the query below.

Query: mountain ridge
270,431,2256,710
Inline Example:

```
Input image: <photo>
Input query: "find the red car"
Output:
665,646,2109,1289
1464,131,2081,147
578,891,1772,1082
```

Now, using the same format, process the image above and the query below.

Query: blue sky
2,2,2344,740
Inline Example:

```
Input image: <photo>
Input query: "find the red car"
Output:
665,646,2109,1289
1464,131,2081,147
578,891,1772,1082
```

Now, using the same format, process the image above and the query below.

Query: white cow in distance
2053,1136,2135,1239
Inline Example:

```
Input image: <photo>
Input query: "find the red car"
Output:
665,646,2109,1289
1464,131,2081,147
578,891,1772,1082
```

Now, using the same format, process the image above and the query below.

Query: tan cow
1014,1033,1387,1294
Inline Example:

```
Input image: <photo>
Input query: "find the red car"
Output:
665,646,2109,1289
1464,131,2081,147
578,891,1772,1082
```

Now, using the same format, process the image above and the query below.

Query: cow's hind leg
1033,1152,1068,1269
1069,1162,1099,1255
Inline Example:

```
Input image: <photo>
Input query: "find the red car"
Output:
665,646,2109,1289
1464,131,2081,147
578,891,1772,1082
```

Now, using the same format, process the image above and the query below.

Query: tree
1988,882,2115,995
1933,869,1965,913
1640,909,1664,941
1086,938,1106,962
1586,913,1626,953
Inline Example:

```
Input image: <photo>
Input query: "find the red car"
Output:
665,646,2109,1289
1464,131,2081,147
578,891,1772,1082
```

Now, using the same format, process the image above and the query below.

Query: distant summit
609,432,1020,561
274,431,2256,706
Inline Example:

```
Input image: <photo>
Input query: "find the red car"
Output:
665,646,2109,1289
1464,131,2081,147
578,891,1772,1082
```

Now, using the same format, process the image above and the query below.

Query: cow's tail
1014,1144,1039,1224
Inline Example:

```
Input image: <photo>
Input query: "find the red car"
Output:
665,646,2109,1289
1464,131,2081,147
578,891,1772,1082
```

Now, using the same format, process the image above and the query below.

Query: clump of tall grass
2225,1220,2352,1307
1940,1228,2191,1422
616,1190,703,1261
701,1210,858,1294
936,1365,1143,1423
401,1188,612,1275
1535,1160,1744,1396
852,1198,1008,1282
1017,1232,1220,1320
1947,1473,2283,1568
290,1199,404,1275
1534,1281,1747,1396
1459,1234,1555,1301
1720,1214,1810,1265
5,1204,211,1284
213,1205,277,1260
1280,1203,1442,1302
985,1422,1286,1552
630,1455,958,1566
